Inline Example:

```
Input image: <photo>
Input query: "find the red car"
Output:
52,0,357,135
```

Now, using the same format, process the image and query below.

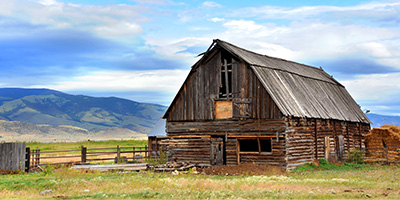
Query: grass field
1,164,400,199
1,141,399,199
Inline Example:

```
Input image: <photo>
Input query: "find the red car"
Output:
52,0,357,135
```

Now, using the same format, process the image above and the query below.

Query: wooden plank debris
71,163,148,171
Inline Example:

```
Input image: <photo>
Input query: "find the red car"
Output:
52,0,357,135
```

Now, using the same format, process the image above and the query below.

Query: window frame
219,58,233,99
237,137,273,155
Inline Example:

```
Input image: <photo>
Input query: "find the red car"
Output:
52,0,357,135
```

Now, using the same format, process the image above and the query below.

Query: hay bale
364,125,400,162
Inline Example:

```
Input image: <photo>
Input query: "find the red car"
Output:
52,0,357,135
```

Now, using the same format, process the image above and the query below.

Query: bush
348,148,364,164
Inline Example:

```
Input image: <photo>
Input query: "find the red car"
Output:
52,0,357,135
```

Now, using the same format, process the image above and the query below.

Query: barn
162,39,371,169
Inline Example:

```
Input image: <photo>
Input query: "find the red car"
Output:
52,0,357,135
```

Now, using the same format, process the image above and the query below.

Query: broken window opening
238,139,259,152
238,138,272,153
219,58,233,99
260,139,272,153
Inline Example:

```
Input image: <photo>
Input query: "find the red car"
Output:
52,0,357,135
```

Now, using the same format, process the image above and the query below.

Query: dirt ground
199,162,286,176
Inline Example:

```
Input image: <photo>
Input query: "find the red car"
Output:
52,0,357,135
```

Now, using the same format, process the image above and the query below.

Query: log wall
285,117,370,169
164,119,287,167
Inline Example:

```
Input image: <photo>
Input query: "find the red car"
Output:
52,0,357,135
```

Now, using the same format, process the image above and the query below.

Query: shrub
348,148,364,164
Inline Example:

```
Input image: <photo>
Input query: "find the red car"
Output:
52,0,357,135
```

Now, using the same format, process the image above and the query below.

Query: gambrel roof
164,39,371,124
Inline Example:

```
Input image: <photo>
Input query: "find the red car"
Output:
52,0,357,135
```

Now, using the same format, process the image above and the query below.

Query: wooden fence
27,145,166,171
0,143,26,171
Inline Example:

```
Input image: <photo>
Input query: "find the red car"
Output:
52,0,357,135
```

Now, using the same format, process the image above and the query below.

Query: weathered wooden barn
162,39,371,169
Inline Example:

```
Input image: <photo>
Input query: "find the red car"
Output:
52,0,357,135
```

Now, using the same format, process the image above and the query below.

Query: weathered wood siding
286,117,370,169
165,119,287,167
0,143,26,171
165,50,282,121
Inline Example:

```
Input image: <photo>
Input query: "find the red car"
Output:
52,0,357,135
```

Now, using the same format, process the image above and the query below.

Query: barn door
210,137,225,166
337,135,344,161
324,136,330,160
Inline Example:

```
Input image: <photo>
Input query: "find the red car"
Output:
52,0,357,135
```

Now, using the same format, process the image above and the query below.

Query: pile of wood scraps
71,163,148,172
152,162,196,172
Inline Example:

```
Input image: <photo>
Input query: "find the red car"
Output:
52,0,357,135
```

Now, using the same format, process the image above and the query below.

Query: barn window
260,139,272,152
219,59,233,99
238,139,259,152
238,138,272,153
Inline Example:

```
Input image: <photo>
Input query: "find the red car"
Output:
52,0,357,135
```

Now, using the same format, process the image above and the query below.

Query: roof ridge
215,39,325,72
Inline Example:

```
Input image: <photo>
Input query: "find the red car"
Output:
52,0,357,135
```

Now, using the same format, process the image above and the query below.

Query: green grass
1,163,399,199
292,159,376,173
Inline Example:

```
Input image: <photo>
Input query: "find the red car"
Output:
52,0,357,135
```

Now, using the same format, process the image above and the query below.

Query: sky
0,0,399,116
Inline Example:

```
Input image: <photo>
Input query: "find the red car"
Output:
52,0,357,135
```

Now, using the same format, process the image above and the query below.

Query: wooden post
224,59,230,99
117,145,121,163
133,146,136,161
359,124,362,149
25,147,31,173
315,119,318,159
81,146,87,164
37,148,40,167
30,149,34,169
145,145,148,159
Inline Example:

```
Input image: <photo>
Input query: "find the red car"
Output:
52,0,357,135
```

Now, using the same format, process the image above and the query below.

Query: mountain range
0,88,166,142
366,113,400,128
0,88,398,142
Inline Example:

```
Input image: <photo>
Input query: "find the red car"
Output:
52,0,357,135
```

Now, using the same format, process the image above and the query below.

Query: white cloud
202,1,222,8
131,0,169,5
4,0,147,40
232,1,400,20
36,69,189,93
210,17,224,22
94,22,143,38
144,37,211,64
342,73,400,101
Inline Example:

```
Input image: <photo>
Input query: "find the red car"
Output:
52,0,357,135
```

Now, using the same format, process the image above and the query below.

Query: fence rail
28,145,166,171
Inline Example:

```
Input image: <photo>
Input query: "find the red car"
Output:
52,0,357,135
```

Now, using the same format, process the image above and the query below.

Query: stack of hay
364,125,400,162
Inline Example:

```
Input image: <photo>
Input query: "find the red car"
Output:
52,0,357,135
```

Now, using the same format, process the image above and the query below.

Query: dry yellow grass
1,164,399,199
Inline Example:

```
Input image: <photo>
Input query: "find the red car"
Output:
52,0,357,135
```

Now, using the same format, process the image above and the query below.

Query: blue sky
0,0,399,116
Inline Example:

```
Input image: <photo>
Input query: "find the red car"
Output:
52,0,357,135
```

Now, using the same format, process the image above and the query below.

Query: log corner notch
162,39,371,170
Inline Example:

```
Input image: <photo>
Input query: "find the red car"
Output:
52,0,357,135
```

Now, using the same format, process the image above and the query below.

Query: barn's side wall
285,117,370,169
165,119,287,168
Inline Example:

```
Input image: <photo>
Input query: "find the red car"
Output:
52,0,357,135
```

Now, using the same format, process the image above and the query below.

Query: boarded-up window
215,101,232,119
233,98,251,118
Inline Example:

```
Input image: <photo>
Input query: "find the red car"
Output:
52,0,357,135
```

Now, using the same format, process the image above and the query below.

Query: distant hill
0,120,147,142
366,113,400,128
0,88,167,140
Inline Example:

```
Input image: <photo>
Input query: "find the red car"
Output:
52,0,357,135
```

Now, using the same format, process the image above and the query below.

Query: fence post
145,145,148,159
36,148,40,167
31,149,35,169
132,146,135,162
117,145,121,164
25,147,30,173
81,146,87,164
